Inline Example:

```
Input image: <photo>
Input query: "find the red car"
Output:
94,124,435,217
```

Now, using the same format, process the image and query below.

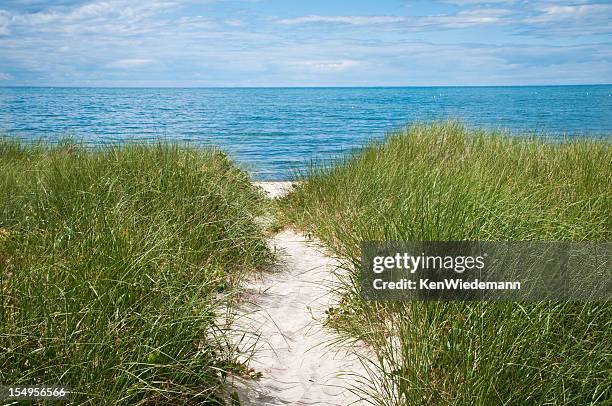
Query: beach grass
279,122,612,405
0,139,272,404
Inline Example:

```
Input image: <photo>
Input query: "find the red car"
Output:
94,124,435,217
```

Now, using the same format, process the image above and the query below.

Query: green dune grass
279,122,612,405
0,140,272,404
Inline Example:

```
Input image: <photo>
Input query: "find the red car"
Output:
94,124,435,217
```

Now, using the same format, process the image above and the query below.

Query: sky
0,0,611,87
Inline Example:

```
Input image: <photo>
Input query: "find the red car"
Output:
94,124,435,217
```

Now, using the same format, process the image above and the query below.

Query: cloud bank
0,0,610,86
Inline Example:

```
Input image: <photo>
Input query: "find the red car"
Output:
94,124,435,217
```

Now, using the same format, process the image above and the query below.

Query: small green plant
280,122,612,405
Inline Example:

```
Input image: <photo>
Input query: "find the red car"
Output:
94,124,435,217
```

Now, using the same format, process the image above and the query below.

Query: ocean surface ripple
1,86,610,179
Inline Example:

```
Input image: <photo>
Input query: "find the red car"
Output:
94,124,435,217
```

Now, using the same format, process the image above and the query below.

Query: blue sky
0,0,610,86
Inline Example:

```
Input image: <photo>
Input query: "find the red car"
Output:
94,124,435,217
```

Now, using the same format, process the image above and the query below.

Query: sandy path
253,181,295,199
229,182,370,405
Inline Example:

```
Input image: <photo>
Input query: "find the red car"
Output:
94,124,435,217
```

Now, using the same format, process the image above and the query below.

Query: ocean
0,85,610,179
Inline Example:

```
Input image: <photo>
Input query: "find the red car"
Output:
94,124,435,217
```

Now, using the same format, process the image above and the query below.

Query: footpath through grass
279,122,612,405
0,140,272,404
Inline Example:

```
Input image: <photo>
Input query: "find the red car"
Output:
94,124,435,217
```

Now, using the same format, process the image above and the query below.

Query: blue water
0,86,610,179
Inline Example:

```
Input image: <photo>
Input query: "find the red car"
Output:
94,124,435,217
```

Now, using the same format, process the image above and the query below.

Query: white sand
230,229,371,405
253,181,295,199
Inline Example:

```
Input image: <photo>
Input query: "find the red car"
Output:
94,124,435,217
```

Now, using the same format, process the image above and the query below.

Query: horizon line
1,83,611,89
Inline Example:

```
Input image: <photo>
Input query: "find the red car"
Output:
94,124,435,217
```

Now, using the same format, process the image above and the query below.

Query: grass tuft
0,139,272,404
279,122,612,405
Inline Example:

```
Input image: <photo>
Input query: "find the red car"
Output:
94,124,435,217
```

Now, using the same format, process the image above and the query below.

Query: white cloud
275,3,611,34
178,15,213,26
107,58,155,68
0,72,13,80
524,4,612,24
224,18,243,27
421,8,514,27
0,10,11,35
278,9,514,29
278,15,405,26
10,0,179,34
292,59,359,71
518,3,612,36
440,0,516,4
